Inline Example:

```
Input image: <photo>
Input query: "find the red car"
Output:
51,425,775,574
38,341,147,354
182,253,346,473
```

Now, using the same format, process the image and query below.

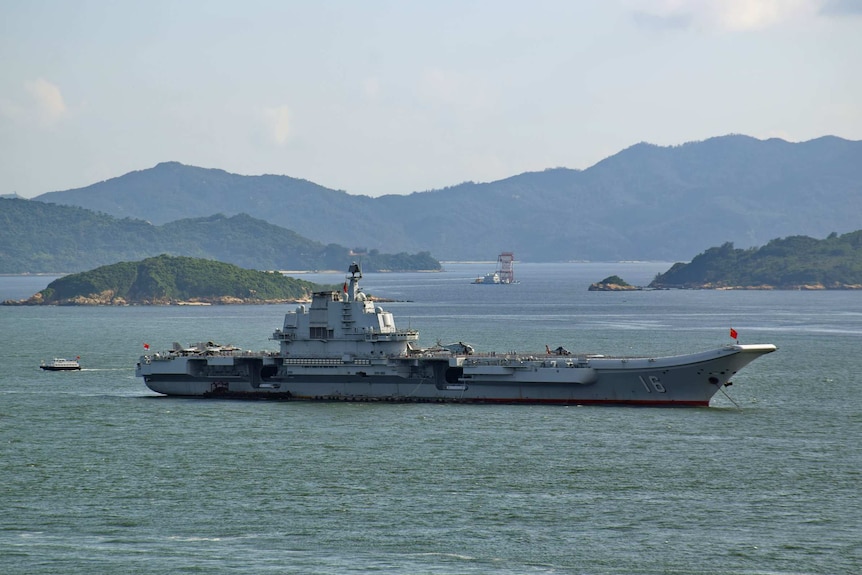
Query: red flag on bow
729,328,738,340
143,343,150,350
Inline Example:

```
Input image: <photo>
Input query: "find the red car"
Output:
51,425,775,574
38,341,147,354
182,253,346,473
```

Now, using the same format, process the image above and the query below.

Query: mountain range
28,134,862,262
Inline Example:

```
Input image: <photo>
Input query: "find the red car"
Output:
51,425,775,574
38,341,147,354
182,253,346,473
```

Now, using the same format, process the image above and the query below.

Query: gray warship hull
138,345,777,407
136,264,776,406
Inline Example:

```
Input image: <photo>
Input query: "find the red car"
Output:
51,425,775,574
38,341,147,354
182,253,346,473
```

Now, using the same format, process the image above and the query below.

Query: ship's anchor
719,384,741,409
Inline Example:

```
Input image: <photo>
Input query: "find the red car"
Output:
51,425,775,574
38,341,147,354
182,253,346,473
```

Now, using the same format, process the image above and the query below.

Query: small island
2,255,331,306
588,275,640,291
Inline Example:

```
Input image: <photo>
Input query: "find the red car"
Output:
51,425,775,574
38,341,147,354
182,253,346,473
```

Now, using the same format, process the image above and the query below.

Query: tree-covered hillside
0,198,441,273
10,255,328,305
649,231,862,289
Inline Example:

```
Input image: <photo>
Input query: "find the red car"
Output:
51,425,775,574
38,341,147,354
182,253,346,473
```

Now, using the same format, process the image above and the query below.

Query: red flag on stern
730,328,738,340
143,343,150,350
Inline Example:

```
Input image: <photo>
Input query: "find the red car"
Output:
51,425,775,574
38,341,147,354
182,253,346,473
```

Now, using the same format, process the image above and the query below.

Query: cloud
1,78,66,126
628,0,824,31
264,105,291,145
716,0,820,30
26,78,67,125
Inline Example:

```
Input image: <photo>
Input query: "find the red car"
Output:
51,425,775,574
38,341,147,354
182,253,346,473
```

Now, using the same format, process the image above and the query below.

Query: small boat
472,272,501,284
40,357,81,371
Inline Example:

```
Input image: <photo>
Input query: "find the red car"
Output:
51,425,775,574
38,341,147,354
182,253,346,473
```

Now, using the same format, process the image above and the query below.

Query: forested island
3,255,333,305
648,231,862,289
588,276,639,291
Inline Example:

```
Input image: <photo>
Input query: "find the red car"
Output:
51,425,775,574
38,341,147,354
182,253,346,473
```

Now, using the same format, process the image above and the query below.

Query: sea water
1,263,860,574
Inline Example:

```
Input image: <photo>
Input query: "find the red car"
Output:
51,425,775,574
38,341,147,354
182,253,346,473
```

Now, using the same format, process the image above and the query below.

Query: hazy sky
2,0,861,198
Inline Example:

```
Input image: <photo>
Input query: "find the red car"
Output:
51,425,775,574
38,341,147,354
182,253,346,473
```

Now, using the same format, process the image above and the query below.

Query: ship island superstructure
137,263,776,406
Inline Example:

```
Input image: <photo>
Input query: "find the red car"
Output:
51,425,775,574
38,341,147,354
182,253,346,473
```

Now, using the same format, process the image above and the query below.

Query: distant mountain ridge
33,135,862,261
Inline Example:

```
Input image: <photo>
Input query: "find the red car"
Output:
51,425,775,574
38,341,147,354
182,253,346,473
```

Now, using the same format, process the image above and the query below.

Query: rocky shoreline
661,283,862,290
587,279,862,292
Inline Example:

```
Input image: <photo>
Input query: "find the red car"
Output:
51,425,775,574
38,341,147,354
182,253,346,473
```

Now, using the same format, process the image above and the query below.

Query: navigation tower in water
498,252,515,284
